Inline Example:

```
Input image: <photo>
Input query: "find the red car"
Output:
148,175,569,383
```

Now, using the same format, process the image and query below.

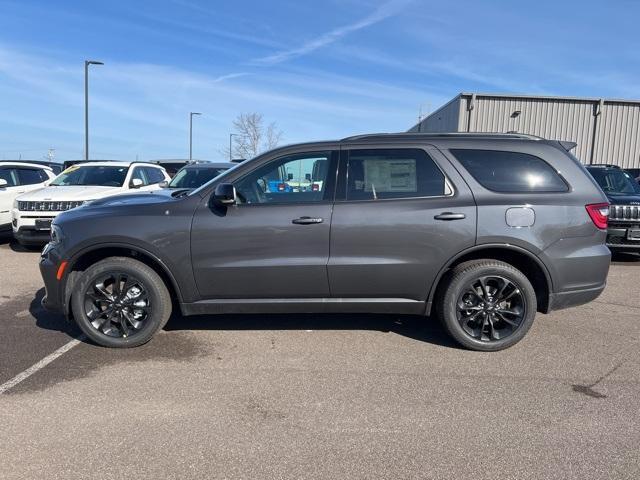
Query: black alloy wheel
71,257,172,348
438,259,537,351
456,275,526,342
84,272,151,339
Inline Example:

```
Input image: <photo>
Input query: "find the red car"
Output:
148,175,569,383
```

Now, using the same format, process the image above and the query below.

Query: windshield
190,162,242,196
51,165,129,187
169,167,229,189
587,168,640,195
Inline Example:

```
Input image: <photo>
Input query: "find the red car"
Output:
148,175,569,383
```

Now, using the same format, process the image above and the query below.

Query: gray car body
40,133,610,319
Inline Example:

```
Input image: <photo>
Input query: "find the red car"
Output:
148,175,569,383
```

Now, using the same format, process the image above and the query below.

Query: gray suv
39,133,611,351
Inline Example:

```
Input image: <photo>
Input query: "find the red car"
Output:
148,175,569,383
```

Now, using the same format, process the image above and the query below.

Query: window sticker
363,159,417,192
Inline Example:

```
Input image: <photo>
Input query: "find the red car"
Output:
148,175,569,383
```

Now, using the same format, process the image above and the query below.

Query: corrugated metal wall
412,93,640,168
409,97,461,133
463,96,596,162
592,102,640,169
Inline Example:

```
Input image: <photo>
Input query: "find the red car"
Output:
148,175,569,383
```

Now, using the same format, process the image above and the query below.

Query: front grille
17,201,84,212
609,205,640,221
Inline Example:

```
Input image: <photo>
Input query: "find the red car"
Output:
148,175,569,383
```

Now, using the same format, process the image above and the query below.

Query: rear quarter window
450,149,568,193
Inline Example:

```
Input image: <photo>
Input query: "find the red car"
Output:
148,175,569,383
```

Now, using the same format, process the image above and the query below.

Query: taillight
312,183,319,191
586,203,609,230
277,183,286,191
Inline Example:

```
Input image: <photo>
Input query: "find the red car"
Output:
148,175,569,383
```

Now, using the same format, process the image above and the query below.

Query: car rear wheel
437,259,536,351
71,257,172,348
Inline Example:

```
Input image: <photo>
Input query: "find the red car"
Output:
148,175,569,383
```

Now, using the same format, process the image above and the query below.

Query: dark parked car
586,164,640,250
40,133,610,351
164,162,234,190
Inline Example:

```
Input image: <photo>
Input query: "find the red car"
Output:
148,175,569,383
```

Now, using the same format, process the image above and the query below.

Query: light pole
189,112,202,161
84,60,104,161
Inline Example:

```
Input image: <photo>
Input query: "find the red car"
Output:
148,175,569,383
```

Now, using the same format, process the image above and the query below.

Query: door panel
191,203,332,298
328,147,477,300
191,150,338,299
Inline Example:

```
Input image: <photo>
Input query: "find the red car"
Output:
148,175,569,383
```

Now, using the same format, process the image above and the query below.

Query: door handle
292,216,323,225
434,212,466,221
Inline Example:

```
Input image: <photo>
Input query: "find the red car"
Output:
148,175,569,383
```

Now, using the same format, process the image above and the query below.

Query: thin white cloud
213,72,249,83
252,0,413,65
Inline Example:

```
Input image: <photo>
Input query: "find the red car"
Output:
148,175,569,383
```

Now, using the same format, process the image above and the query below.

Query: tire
437,259,537,352
71,257,172,348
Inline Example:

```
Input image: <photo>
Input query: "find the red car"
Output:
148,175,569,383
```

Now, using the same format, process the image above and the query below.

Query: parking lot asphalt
0,234,638,480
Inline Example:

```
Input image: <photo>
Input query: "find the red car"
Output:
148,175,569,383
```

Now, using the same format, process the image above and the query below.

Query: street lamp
84,60,104,161
189,112,202,161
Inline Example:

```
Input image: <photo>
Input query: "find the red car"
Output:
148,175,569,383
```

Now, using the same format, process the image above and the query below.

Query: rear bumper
548,283,606,311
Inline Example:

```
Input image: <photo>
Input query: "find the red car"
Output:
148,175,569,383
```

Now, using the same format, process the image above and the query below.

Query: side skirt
180,298,426,316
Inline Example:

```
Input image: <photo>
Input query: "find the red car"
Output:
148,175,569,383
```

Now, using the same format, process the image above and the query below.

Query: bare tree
224,113,284,160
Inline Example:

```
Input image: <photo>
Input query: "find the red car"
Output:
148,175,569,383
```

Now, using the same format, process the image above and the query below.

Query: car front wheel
437,259,537,352
71,257,172,348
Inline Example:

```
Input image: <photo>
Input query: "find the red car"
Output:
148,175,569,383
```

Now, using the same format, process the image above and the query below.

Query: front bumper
39,243,68,316
12,209,58,245
606,223,640,249
14,226,52,245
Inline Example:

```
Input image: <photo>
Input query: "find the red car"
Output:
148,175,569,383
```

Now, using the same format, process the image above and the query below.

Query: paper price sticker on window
363,159,417,193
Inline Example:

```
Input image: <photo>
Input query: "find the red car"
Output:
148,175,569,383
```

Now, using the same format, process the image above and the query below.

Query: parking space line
0,335,85,394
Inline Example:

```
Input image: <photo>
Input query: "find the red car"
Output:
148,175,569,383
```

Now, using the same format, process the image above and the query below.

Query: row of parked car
4,133,640,352
0,159,234,245
3,157,640,252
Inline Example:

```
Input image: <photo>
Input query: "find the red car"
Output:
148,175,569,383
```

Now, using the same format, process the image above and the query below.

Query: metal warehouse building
409,93,640,170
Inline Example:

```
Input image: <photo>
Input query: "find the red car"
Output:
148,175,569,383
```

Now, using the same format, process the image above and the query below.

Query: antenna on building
417,101,431,132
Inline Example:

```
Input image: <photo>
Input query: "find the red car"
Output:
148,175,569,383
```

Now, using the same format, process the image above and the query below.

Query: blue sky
0,0,637,161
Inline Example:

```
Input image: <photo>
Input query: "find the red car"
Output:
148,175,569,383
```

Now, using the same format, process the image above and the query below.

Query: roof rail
341,132,545,142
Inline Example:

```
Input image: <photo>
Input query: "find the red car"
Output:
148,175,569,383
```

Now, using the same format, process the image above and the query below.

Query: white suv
12,161,170,245
1,162,57,235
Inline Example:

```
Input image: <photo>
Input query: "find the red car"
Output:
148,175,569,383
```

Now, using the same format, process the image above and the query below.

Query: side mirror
131,178,144,189
0,179,7,188
159,180,169,188
212,183,236,205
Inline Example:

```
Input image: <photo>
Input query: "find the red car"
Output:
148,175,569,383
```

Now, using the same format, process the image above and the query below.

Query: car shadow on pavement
0,232,42,252
165,311,459,348
29,288,82,338
29,287,458,349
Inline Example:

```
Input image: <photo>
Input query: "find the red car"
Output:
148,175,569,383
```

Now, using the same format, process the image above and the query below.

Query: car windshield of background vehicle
587,168,640,195
50,166,130,187
451,149,569,193
169,168,229,189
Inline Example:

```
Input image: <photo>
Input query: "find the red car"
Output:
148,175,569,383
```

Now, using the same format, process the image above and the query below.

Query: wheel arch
426,244,554,316
65,243,184,316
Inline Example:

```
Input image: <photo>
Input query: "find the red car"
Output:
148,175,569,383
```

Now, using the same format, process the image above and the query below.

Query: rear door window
345,149,446,201
16,168,47,185
450,149,568,193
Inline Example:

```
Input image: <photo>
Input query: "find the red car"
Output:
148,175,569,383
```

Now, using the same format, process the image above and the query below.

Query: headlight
13,199,18,209
50,224,64,244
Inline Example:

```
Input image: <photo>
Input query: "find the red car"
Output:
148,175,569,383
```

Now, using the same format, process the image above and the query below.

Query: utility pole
84,60,104,161
189,112,202,161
